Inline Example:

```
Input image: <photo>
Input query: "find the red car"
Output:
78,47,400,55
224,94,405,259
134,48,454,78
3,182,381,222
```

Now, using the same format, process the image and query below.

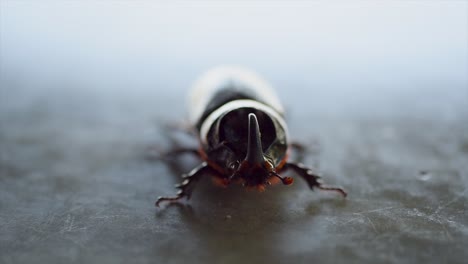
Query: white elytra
187,66,285,125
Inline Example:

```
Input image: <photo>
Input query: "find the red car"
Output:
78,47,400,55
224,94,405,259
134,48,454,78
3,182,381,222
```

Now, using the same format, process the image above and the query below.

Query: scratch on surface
364,215,378,234
430,189,467,218
355,206,397,215
61,214,75,233
323,216,339,225
89,214,130,219
426,190,467,242
345,206,400,234
436,217,454,242
341,216,363,226
352,213,378,234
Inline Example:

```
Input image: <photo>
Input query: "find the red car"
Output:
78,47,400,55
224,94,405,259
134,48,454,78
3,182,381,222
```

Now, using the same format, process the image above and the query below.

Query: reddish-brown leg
282,162,347,197
155,162,215,207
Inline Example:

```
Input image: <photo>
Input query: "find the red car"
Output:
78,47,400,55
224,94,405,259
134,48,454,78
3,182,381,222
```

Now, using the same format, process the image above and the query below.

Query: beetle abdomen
188,66,284,129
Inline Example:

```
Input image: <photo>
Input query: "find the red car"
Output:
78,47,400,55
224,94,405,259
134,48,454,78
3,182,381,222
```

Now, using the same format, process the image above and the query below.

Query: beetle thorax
199,103,288,185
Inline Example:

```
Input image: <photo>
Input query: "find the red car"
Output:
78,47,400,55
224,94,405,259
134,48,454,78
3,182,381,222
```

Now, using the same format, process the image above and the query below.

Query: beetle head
231,113,293,189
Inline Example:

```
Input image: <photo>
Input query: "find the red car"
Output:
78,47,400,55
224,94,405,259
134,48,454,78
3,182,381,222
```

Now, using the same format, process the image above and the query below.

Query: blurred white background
1,0,467,120
1,3,468,263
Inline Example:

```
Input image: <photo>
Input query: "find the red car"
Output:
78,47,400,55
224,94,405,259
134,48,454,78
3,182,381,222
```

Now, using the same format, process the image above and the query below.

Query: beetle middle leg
146,120,199,161
290,142,307,163
283,162,347,197
156,162,216,207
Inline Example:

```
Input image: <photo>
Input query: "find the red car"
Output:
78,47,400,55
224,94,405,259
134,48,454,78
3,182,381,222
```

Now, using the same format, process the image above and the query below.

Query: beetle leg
289,142,307,163
283,162,347,197
155,162,215,207
270,171,294,185
290,142,306,152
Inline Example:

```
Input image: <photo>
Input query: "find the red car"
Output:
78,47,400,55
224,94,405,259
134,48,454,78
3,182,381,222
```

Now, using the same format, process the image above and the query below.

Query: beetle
155,66,346,207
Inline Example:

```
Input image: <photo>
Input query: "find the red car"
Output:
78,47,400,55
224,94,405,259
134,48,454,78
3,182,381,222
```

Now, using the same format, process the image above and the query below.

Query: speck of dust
225,215,232,220
418,170,432,181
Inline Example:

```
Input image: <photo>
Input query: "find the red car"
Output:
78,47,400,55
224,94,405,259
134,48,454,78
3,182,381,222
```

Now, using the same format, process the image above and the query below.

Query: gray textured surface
1,1,468,264
1,93,468,264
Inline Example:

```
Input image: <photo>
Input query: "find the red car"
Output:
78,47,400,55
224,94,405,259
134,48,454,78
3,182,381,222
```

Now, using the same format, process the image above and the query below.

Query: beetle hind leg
283,162,347,197
155,162,214,207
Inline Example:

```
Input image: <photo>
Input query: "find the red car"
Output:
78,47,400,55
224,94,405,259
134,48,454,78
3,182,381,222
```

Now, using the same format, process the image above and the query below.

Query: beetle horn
244,113,265,164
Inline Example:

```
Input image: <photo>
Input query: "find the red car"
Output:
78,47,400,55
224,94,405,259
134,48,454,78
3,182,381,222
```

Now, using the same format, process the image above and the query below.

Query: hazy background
1,1,467,264
1,1,467,120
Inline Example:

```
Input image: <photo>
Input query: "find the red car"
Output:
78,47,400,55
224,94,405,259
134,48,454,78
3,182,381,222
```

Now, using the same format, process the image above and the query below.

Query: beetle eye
229,161,239,170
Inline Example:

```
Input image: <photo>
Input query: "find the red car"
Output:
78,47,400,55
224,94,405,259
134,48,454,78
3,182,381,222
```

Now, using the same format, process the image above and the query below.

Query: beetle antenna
270,171,293,185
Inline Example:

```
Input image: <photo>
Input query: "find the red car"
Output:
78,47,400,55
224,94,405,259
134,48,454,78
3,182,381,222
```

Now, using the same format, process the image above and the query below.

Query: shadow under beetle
156,66,347,207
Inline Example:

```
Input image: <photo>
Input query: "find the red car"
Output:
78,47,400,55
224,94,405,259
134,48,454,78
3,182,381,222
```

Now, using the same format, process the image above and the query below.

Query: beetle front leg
283,162,347,197
155,162,215,207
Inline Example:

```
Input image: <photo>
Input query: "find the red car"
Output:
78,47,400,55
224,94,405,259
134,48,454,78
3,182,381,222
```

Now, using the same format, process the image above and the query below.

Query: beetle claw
284,162,347,198
156,162,216,207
